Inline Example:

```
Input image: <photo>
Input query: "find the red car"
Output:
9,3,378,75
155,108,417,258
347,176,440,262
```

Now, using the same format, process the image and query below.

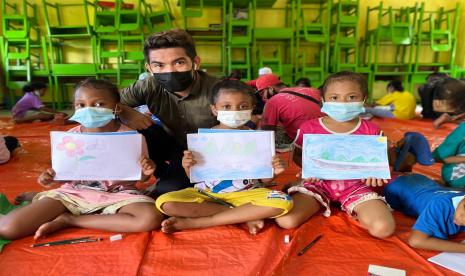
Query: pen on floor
31,237,101,248
297,234,323,256
31,236,91,248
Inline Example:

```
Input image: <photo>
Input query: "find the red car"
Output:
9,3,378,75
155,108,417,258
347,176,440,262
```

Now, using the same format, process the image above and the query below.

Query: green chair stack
410,3,460,88
330,0,359,72
227,1,254,80
363,2,419,99
253,0,293,84
1,0,45,107
295,0,331,88
180,0,227,77
92,0,145,87
42,0,97,108
142,0,174,33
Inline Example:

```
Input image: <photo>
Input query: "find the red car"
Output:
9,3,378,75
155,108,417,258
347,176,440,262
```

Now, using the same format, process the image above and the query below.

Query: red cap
256,74,282,91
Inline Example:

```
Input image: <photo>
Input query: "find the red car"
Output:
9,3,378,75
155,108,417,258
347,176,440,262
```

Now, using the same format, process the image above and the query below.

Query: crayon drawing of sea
302,134,390,180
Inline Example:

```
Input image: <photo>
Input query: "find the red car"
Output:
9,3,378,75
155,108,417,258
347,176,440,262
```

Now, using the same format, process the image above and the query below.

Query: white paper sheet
51,131,142,181
368,264,406,276
187,131,275,182
428,249,465,275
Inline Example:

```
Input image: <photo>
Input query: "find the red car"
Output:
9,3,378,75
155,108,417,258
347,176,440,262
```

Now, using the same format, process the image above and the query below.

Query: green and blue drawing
187,131,274,182
302,134,390,180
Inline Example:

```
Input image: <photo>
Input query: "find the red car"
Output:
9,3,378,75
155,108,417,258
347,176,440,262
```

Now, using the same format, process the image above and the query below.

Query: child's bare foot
161,217,195,233
14,191,38,204
34,213,72,240
246,219,265,235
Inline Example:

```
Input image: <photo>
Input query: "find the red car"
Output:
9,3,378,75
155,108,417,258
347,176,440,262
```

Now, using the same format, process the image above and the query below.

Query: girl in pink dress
0,78,163,240
276,72,395,239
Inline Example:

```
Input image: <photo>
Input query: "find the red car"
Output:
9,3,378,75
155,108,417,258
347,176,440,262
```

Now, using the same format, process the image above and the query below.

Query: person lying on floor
385,173,465,252
155,80,293,235
0,78,163,241
11,82,67,124
394,79,465,188
0,136,20,164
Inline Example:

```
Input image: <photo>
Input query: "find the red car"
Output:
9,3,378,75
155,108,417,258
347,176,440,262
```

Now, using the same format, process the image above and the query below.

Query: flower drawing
57,136,85,157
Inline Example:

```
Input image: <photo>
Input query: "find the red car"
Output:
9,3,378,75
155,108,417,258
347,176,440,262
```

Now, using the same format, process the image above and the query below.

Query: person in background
245,67,273,90
419,72,449,119
259,74,323,151
366,80,416,120
12,82,67,124
295,77,311,88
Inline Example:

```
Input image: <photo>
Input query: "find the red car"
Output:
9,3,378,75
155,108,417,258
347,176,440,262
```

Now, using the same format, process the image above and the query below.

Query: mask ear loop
114,104,122,119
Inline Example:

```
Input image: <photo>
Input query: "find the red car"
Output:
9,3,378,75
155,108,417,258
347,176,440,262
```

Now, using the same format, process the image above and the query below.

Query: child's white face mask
217,110,252,128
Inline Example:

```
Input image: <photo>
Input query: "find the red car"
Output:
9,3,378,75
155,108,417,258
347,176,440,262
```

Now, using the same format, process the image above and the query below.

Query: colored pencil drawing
51,131,142,181
56,136,96,161
302,134,390,180
187,132,274,182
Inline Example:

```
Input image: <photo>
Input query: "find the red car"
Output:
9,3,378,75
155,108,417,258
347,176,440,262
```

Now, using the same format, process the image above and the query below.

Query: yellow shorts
155,188,293,218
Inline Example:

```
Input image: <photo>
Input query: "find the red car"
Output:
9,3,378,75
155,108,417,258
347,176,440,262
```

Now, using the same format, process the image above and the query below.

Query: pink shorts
288,179,386,217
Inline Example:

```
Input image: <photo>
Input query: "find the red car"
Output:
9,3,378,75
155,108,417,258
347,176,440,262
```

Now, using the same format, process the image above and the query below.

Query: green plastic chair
142,0,173,33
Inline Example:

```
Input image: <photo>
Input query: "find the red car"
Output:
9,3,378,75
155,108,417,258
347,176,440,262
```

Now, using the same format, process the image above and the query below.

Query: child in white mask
275,71,395,239
155,80,293,235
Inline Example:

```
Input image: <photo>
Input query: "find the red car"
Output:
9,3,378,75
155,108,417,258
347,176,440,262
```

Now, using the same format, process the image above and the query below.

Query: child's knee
159,201,180,216
134,209,164,231
367,219,395,239
0,220,23,240
275,216,303,230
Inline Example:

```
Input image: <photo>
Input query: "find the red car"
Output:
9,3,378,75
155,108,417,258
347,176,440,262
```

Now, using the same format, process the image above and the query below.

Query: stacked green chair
1,0,46,107
364,2,418,75
411,3,459,86
295,0,331,88
227,1,254,80
330,0,359,72
253,0,293,84
180,0,227,77
142,0,174,33
42,0,97,108
363,2,420,98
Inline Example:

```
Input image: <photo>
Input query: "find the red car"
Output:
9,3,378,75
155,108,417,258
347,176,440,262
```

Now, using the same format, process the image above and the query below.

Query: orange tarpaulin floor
0,116,462,276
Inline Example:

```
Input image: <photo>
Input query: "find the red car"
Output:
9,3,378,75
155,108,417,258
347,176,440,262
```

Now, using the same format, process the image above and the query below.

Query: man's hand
118,104,154,130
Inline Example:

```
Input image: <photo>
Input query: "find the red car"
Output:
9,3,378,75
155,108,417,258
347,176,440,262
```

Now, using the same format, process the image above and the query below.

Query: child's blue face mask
70,107,115,128
321,102,365,122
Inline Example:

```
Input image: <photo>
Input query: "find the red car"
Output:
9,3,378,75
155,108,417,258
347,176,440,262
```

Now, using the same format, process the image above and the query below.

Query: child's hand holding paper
38,168,57,188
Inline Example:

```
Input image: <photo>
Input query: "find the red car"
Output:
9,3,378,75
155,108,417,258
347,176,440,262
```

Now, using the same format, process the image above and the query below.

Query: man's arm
408,230,465,252
293,146,302,167
119,80,155,130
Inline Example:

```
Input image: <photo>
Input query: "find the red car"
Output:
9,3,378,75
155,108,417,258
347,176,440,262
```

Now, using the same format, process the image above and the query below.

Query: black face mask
153,70,194,93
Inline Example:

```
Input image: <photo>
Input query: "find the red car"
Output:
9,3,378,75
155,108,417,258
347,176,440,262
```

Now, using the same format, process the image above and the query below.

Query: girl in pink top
276,72,395,239
0,78,163,241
